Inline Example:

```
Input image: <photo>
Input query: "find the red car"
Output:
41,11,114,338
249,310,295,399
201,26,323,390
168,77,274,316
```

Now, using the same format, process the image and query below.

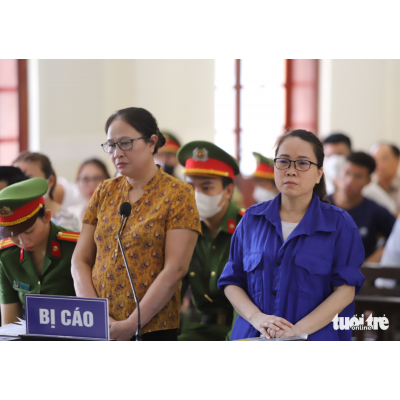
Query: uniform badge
193,148,208,162
227,219,237,234
0,206,13,217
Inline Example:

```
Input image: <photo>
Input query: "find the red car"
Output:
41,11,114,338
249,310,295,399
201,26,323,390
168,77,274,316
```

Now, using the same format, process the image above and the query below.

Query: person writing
0,178,78,325
71,107,201,341
218,129,365,341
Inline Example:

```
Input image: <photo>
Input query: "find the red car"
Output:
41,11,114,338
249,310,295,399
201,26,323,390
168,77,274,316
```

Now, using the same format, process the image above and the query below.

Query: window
214,59,319,207
0,59,28,164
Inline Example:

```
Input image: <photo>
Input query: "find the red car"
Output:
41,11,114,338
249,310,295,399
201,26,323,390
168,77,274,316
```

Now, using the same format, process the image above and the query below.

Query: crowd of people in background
1,107,400,341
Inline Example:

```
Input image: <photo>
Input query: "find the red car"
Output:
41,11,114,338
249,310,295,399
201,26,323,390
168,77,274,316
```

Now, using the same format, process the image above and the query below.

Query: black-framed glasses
274,158,319,172
101,137,145,153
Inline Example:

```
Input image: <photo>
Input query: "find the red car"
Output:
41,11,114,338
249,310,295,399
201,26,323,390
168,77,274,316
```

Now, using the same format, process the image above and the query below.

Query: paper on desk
235,334,308,341
0,319,26,337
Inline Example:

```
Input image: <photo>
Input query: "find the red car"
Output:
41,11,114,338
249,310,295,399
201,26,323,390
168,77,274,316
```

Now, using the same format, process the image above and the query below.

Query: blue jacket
217,193,365,341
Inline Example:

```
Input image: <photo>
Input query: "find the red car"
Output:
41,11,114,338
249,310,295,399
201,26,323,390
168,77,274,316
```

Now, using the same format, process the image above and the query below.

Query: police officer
177,141,245,341
0,178,78,326
154,131,181,177
251,152,279,203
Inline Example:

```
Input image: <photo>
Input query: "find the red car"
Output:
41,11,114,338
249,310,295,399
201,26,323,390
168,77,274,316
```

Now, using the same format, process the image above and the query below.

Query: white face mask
253,186,277,203
195,191,225,219
323,154,347,195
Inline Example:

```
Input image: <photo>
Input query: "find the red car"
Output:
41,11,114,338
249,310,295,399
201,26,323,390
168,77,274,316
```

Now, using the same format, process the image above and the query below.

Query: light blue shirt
218,192,365,341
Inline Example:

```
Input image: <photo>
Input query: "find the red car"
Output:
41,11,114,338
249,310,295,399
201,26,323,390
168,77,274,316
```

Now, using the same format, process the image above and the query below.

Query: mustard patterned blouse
83,166,201,334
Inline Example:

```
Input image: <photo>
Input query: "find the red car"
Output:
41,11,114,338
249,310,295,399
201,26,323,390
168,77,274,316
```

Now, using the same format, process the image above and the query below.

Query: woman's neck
279,191,313,223
126,162,158,190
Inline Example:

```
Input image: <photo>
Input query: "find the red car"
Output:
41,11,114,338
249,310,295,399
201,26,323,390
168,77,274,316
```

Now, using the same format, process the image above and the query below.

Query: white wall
33,59,400,182
320,59,400,152
33,59,215,182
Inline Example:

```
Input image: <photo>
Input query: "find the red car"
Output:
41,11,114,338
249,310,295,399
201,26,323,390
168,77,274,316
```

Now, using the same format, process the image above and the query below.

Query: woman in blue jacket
218,130,365,341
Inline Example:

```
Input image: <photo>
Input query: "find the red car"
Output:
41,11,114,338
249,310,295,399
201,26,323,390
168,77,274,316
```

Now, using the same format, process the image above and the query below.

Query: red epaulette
56,231,80,243
238,208,246,217
0,238,17,250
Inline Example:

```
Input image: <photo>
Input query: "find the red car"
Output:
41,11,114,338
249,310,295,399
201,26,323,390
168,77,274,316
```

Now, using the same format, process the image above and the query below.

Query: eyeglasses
274,158,319,171
101,137,145,153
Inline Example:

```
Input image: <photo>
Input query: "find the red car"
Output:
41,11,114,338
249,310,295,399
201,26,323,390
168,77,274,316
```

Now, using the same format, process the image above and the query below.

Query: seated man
322,133,397,214
322,133,351,195
369,142,400,213
327,152,396,262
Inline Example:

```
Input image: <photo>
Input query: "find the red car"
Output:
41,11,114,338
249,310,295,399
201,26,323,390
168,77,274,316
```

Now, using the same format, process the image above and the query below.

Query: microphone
117,202,142,341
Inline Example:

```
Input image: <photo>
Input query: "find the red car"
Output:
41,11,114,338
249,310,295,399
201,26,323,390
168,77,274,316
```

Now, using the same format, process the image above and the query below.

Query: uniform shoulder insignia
238,208,246,217
0,238,17,250
56,231,80,243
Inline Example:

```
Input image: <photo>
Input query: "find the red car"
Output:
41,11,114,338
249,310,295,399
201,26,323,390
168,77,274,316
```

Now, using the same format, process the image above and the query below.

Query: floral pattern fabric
83,167,201,333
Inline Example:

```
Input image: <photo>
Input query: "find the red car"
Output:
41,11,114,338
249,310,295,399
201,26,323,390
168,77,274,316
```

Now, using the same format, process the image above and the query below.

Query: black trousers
130,329,178,341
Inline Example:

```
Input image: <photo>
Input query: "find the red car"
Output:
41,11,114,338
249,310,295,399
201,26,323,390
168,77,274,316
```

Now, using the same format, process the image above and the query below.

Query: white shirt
281,221,299,242
362,181,397,215
375,216,400,289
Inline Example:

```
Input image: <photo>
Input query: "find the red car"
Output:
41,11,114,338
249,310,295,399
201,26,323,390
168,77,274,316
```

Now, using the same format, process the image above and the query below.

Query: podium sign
25,295,109,340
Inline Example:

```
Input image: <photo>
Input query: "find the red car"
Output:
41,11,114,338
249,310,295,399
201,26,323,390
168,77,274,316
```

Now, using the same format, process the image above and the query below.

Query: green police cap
252,152,274,179
177,140,239,179
159,131,181,154
0,178,48,239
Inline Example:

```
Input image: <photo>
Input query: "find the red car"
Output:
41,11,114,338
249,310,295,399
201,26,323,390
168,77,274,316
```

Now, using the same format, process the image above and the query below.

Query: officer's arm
1,303,22,326
71,223,98,298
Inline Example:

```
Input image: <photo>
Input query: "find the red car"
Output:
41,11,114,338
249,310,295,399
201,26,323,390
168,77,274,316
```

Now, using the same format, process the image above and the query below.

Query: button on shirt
217,193,365,341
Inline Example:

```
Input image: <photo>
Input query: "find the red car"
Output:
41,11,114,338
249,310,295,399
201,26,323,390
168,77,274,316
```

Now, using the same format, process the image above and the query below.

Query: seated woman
68,159,110,231
13,152,80,231
72,107,201,341
0,178,77,325
218,129,365,341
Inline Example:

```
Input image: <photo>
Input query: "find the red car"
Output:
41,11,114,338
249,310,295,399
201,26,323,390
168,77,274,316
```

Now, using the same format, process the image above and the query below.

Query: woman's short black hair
76,158,110,182
105,107,166,155
347,152,376,175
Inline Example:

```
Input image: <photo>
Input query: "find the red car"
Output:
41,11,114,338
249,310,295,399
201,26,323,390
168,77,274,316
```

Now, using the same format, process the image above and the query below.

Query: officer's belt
200,312,233,326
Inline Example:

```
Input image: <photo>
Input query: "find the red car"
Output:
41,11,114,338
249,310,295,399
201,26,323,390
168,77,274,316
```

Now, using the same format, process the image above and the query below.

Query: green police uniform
0,178,78,310
0,222,77,306
176,141,244,341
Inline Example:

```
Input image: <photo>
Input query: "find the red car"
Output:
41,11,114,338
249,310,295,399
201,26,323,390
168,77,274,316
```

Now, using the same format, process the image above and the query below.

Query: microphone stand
117,215,142,341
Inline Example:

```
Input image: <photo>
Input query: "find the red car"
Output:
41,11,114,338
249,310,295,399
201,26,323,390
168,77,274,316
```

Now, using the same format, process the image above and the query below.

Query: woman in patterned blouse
72,107,201,341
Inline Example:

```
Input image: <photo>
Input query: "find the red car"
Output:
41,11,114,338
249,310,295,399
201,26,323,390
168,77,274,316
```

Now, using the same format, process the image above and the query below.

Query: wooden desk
354,264,400,341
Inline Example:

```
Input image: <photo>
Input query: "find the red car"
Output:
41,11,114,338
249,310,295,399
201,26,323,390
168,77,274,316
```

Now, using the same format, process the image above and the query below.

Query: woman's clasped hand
249,311,294,339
